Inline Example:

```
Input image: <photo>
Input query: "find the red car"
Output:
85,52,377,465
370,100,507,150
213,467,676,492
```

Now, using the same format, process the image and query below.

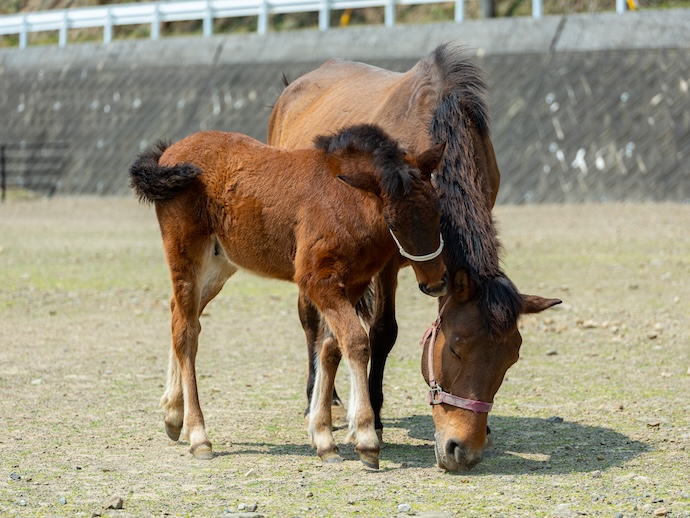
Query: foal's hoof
358,451,380,470
319,451,343,464
190,442,214,460
165,421,182,442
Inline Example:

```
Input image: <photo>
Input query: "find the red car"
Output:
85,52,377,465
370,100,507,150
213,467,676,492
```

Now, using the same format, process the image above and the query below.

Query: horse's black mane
429,44,523,335
314,124,414,199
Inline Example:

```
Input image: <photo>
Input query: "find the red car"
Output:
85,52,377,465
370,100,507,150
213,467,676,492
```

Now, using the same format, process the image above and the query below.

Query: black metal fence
0,141,69,202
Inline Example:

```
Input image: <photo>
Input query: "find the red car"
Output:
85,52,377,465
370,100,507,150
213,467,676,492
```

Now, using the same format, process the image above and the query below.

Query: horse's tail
128,140,203,204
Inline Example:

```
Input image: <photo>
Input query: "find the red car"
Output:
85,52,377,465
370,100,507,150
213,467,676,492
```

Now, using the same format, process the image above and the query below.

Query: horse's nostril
445,439,482,470
447,440,464,465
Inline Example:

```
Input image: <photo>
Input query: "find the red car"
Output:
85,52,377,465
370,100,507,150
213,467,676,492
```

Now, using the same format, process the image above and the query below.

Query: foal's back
156,130,384,282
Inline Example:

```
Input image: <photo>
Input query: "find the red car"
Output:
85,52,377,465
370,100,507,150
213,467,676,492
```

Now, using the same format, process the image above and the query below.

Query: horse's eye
449,336,463,361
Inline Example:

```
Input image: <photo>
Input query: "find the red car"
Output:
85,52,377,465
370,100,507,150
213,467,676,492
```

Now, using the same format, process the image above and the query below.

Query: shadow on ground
384,414,650,475
222,414,649,475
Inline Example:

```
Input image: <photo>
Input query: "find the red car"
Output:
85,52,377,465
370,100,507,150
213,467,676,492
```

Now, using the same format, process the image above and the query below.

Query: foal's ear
337,173,382,197
453,269,473,302
416,142,446,179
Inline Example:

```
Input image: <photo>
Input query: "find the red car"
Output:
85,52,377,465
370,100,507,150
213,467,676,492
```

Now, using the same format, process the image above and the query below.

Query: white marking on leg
308,350,323,445
346,359,360,443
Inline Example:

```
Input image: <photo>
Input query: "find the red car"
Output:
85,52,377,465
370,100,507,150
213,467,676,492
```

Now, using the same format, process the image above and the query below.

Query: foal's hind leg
160,234,236,459
308,332,343,463
298,294,345,427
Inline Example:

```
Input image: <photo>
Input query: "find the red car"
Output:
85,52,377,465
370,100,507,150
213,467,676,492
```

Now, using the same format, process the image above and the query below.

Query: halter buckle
428,385,444,405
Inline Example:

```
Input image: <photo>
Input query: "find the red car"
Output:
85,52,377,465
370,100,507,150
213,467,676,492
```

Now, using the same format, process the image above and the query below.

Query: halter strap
389,228,444,262
420,298,493,414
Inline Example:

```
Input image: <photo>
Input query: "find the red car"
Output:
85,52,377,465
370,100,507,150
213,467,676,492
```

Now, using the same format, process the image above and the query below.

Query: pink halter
420,299,493,413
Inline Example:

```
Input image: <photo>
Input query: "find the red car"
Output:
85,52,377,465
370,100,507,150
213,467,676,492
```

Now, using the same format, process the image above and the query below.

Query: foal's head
315,124,447,297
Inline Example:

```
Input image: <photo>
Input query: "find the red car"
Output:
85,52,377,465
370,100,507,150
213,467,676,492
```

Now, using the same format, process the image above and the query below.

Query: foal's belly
214,231,296,283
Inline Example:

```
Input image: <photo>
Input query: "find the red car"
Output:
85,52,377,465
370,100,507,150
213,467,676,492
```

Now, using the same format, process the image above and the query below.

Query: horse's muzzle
434,433,485,471
419,276,447,297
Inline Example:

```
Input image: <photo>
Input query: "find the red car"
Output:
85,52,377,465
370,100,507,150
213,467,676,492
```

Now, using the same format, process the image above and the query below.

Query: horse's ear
416,142,446,179
521,295,562,314
337,173,382,197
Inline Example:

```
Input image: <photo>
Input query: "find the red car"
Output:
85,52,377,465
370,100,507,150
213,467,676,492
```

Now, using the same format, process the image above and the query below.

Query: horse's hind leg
367,261,400,442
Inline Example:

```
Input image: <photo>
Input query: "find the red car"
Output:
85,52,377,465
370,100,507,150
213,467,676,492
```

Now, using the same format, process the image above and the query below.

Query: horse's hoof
359,451,380,469
376,429,383,443
320,452,343,464
165,421,182,441
190,443,214,460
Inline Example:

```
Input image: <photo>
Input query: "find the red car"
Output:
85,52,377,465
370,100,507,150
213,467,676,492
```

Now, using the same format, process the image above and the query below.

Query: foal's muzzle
419,272,448,297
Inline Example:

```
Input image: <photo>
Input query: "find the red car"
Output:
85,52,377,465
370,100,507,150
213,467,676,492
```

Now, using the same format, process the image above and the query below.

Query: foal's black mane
314,124,414,199
428,44,523,334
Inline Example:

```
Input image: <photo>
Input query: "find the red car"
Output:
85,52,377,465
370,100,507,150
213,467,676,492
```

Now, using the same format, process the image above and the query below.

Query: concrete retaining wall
1,9,689,202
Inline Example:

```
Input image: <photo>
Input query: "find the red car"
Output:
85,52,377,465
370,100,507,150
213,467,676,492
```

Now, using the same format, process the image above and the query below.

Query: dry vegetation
0,197,688,517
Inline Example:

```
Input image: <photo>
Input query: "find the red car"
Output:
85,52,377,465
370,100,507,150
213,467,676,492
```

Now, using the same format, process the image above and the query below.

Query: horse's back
268,59,436,152
268,47,501,207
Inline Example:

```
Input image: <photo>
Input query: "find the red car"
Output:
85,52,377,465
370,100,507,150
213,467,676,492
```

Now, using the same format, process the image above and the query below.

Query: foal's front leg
306,286,380,469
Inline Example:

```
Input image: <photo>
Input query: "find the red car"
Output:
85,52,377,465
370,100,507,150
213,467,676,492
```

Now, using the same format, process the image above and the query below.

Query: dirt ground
0,197,688,517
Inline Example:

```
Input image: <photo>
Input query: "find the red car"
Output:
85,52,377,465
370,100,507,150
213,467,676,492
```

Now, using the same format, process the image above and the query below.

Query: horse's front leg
306,285,380,469
368,260,400,441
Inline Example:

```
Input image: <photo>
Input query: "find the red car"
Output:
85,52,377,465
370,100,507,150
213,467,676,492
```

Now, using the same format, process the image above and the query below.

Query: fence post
532,0,542,18
319,0,330,31
203,0,213,37
384,0,395,27
59,11,68,47
454,0,464,22
104,7,113,44
151,4,160,40
616,0,627,12
20,15,28,48
258,0,268,35
1,145,6,203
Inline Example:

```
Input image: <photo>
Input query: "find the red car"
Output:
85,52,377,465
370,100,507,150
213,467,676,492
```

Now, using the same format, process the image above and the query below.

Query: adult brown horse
268,44,561,471
129,124,448,467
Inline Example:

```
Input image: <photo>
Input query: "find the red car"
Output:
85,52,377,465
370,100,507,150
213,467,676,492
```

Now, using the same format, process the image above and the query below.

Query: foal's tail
128,140,203,204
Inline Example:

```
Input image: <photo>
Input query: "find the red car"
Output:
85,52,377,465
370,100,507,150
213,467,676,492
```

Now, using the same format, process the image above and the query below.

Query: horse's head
318,124,448,298
421,269,561,471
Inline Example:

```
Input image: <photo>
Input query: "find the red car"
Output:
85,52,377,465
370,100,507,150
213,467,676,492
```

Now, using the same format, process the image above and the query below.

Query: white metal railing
0,0,631,49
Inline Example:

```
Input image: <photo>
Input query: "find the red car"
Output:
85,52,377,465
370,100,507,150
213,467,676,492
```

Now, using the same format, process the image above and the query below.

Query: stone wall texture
1,9,689,202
